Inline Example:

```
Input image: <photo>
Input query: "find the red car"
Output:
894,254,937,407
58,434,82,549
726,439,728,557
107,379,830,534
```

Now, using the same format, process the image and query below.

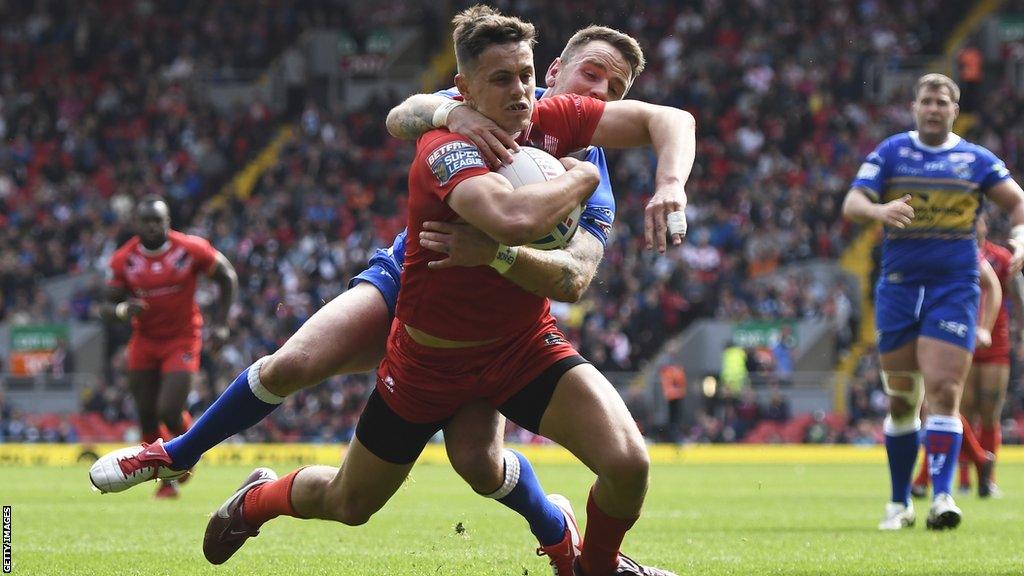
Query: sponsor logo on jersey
542,333,567,346
856,162,880,180
897,147,923,161
948,152,976,164
953,163,972,179
895,164,924,176
427,141,485,186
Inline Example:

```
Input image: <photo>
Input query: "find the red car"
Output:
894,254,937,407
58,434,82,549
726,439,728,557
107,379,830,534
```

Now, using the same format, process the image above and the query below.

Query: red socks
242,469,302,527
959,415,987,466
579,488,636,576
981,424,1001,481
159,410,194,440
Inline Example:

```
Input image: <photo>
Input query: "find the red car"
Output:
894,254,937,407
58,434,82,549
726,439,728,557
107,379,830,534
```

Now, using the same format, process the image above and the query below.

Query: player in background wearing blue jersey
91,25,690,575
842,73,1024,531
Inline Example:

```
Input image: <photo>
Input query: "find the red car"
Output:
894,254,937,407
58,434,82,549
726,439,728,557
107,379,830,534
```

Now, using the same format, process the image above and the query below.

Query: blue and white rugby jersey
852,131,1011,283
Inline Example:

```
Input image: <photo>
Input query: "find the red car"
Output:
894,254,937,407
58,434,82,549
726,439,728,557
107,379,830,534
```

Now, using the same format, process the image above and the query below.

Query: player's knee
449,447,502,494
600,449,650,495
261,349,315,395
324,494,375,526
926,379,960,413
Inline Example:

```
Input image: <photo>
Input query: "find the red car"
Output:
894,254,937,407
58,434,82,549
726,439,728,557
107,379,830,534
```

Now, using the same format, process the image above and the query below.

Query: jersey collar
138,240,171,256
908,130,961,152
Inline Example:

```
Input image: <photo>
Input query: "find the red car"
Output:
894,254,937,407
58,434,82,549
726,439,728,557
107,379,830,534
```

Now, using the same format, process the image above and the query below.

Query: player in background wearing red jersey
960,213,1018,496
99,196,237,498
202,7,691,576
911,246,1000,499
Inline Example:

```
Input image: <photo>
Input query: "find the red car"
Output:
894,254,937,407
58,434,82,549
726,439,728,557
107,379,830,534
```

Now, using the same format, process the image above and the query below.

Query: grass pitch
2,455,1022,575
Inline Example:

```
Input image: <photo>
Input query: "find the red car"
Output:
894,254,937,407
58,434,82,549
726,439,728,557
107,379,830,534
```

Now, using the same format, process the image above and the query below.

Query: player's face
545,40,633,102
912,85,959,144
136,202,171,249
456,41,536,133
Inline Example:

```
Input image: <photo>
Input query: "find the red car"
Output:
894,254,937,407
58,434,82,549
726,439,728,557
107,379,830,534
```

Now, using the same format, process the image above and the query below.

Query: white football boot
89,439,189,493
926,493,962,530
878,501,916,530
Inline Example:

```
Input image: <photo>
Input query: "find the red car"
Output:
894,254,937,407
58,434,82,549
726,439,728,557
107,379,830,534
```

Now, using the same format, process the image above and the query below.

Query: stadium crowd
4,0,1024,445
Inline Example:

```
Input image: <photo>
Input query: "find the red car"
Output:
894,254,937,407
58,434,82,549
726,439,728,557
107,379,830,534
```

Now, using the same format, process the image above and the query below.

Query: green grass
2,460,1022,575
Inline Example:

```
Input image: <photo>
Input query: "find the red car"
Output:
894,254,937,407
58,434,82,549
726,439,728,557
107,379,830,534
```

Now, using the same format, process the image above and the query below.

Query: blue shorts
349,248,403,318
874,279,979,353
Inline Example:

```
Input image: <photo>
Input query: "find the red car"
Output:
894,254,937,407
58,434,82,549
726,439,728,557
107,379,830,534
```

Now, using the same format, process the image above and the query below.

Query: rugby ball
496,147,582,250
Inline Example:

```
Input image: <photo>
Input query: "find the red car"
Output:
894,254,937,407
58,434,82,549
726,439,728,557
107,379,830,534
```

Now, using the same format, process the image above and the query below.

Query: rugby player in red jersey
89,19,689,575
200,6,690,575
965,214,1020,496
101,196,237,498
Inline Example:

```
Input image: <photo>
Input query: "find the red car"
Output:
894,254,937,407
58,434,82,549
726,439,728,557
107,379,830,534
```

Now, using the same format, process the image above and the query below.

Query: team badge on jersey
426,141,485,186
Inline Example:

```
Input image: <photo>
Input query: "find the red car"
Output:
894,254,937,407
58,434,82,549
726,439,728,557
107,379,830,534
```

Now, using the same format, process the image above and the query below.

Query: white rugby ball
496,147,582,250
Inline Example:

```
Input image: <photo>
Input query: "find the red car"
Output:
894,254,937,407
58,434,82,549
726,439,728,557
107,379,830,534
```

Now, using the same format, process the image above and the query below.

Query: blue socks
925,415,963,498
164,357,285,470
487,449,567,546
884,415,920,505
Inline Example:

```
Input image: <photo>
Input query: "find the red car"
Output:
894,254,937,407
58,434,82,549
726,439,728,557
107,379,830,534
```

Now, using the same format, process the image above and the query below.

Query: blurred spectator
764,387,792,423
720,340,748,394
659,362,686,442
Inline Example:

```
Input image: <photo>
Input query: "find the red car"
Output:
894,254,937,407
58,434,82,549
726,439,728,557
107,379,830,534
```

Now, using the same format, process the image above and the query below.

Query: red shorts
973,341,1010,365
127,334,202,373
376,316,578,423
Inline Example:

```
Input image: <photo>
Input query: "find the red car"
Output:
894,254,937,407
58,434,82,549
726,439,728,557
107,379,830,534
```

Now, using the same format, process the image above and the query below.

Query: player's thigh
916,336,971,415
263,283,391,392
126,369,162,409
443,401,505,488
875,281,922,361
916,336,972,390
976,362,1010,421
537,364,647,477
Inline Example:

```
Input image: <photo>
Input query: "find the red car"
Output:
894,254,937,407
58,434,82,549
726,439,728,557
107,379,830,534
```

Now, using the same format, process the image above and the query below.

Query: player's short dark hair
137,195,170,218
561,26,646,84
138,194,167,208
914,73,960,103
452,4,536,73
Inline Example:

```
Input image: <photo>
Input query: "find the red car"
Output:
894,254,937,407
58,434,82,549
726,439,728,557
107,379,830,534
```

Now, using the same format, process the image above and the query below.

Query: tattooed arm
419,221,604,303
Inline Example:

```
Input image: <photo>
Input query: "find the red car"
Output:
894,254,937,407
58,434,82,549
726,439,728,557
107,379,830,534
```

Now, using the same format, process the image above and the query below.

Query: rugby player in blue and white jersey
90,24,689,576
842,73,1024,531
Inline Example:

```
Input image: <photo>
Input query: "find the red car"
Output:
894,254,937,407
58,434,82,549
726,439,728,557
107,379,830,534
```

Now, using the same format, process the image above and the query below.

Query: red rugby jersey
397,94,606,340
108,230,218,340
980,240,1012,346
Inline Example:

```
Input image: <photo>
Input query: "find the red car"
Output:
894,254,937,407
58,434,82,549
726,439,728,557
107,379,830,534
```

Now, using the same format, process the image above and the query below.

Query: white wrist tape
115,302,129,320
489,244,518,274
431,100,466,129
667,210,687,236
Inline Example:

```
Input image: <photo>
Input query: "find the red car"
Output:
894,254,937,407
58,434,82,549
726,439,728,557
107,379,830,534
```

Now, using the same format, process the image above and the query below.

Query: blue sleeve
389,228,407,267
851,139,891,201
977,146,1012,191
579,146,615,246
